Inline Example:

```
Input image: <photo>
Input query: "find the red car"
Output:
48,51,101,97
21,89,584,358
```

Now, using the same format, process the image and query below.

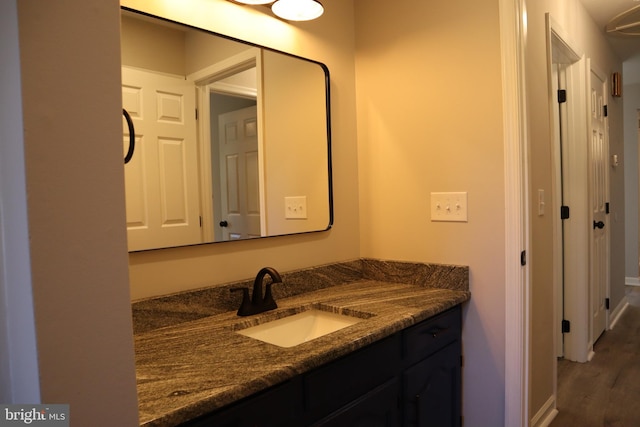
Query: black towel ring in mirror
123,109,135,164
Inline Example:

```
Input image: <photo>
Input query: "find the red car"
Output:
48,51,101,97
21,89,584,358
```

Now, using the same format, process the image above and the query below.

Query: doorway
212,98,260,241
548,16,590,364
547,14,612,364
188,48,266,243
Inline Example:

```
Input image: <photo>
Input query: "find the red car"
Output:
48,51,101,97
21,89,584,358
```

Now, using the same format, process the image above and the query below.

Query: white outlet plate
285,196,307,219
430,192,468,222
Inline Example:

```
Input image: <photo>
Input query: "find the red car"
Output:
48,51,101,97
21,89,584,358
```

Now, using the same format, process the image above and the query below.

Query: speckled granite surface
132,259,468,334
132,259,365,334
132,259,470,426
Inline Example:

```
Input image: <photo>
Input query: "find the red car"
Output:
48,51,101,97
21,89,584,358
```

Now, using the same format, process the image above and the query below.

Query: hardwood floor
550,287,640,427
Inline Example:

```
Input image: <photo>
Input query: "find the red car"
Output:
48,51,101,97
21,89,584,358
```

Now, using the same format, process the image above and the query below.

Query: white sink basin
236,309,364,348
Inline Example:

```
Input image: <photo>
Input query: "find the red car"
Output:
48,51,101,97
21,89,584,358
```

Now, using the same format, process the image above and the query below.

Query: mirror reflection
120,9,332,252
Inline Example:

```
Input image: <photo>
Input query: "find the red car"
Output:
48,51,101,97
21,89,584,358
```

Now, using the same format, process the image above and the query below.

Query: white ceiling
580,0,640,61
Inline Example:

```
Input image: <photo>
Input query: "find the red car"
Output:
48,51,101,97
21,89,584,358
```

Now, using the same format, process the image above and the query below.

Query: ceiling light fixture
233,0,273,4
271,0,324,21
228,0,324,21
606,4,640,36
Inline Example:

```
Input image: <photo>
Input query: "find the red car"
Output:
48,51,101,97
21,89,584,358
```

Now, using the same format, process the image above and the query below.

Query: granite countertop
134,274,470,427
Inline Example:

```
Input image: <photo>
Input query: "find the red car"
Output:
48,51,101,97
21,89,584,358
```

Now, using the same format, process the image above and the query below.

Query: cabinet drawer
403,306,461,366
304,334,401,417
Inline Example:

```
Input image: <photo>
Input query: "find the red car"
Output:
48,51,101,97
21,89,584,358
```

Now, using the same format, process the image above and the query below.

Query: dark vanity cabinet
181,305,462,427
402,307,462,427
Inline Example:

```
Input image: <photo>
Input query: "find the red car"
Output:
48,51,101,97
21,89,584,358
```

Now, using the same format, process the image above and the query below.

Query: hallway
550,287,640,426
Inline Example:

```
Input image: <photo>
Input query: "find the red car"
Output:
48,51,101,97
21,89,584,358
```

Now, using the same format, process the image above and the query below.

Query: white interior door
122,67,201,251
588,68,609,344
218,106,261,240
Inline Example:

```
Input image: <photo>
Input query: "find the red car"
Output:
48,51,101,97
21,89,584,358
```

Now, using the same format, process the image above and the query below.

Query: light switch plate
430,192,468,222
285,196,307,219
538,189,545,216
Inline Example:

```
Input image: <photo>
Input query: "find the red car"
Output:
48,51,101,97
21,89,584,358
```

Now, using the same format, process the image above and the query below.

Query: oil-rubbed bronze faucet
231,267,282,316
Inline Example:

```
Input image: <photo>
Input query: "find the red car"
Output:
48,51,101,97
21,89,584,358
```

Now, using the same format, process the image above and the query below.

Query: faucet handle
230,287,252,316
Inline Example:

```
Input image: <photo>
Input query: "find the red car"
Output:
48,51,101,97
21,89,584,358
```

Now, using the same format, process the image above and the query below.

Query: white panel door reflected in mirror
120,8,332,251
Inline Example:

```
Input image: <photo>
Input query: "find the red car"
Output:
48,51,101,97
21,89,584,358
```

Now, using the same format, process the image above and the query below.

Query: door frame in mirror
189,48,264,242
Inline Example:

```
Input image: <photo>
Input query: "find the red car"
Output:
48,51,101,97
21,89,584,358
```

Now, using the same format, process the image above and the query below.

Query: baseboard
626,277,640,286
609,296,630,330
530,394,558,427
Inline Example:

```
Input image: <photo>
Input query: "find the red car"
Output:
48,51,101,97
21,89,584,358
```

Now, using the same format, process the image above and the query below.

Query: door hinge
605,298,610,310
606,202,610,214
562,319,571,333
195,108,199,120
199,216,203,227
558,89,567,104
460,355,464,367
560,205,570,220
604,105,608,117
520,251,526,266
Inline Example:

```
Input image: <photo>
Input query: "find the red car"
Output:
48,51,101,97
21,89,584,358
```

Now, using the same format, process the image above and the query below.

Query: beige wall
124,0,360,299
16,0,139,425
623,57,640,281
524,0,624,419
121,14,252,76
121,14,186,75
354,0,506,424
184,29,253,75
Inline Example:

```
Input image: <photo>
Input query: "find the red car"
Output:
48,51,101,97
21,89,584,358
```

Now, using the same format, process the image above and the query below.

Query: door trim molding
190,48,264,242
500,0,530,425
0,0,41,402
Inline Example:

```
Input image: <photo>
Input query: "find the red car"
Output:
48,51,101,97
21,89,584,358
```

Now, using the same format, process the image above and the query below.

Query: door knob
593,220,605,229
219,220,228,227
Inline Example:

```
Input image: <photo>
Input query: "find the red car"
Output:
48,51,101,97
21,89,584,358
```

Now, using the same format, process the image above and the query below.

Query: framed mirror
121,8,332,252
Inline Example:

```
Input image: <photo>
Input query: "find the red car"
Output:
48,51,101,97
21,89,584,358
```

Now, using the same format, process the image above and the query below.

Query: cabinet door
311,378,399,427
403,342,461,427
304,334,400,419
182,379,300,427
